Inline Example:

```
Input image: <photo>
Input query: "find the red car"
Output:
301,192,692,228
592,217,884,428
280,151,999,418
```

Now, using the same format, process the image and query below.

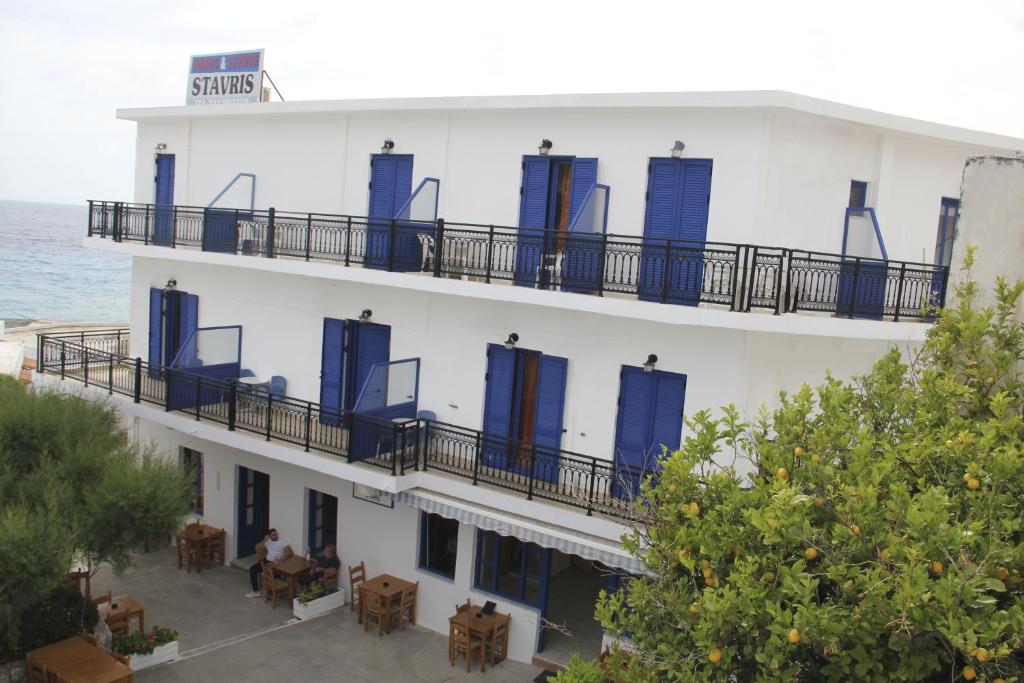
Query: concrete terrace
91,547,542,682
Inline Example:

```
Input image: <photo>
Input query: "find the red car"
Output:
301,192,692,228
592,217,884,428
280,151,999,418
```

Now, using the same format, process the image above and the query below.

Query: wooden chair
175,531,198,572
25,658,46,683
112,652,130,665
205,531,225,567
486,613,511,666
107,611,131,638
349,561,366,620
455,598,471,614
390,582,418,630
92,590,112,606
360,587,387,636
261,564,289,609
78,631,99,646
449,621,484,672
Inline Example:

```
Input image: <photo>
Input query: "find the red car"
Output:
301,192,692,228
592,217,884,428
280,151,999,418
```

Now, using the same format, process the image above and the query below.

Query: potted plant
292,578,346,620
114,626,179,670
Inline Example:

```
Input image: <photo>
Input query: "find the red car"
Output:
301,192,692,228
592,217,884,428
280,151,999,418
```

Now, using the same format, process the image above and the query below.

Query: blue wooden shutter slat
639,159,682,300
613,367,654,497
176,293,199,366
154,154,175,246
482,344,516,468
649,372,686,460
532,354,568,484
514,156,551,287
393,156,414,214
677,159,712,243
352,322,391,406
148,288,163,374
568,158,598,225
563,159,602,292
366,154,414,269
319,318,345,424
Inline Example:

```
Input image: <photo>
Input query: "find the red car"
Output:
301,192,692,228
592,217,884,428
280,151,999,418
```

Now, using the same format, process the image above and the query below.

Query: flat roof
117,90,1024,150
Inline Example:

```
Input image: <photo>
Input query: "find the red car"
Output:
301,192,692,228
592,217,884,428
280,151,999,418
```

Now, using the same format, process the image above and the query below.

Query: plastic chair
239,369,255,379
268,375,286,399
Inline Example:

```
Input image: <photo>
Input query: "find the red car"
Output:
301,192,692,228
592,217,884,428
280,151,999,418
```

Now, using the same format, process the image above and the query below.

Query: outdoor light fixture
504,332,519,350
538,139,553,156
155,143,167,151
381,139,395,154
643,354,658,373
359,308,372,322
670,140,686,158
164,278,177,291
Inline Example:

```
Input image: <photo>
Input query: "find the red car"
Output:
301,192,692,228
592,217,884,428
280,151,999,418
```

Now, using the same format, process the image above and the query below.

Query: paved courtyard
91,548,543,682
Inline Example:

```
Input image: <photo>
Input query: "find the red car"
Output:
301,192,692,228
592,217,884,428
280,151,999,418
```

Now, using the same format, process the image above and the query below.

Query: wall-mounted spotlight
538,139,553,156
155,143,167,152
163,278,177,291
359,308,373,322
504,332,519,350
381,139,395,155
670,140,686,158
643,354,658,373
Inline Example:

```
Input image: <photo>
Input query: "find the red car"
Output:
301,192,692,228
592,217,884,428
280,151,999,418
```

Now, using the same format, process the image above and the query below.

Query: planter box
292,587,346,620
127,641,179,671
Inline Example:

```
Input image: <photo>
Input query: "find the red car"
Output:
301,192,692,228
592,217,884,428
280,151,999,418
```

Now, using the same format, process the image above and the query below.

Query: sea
0,200,130,323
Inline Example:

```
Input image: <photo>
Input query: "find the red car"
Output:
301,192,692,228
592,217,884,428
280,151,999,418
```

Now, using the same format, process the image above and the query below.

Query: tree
0,378,191,660
594,251,1024,682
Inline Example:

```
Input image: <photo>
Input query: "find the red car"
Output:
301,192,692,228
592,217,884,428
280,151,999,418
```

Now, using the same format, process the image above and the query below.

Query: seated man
246,528,293,598
299,544,340,587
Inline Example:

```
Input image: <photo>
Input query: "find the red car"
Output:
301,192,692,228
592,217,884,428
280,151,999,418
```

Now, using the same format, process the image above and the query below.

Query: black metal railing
88,200,947,322
37,332,645,520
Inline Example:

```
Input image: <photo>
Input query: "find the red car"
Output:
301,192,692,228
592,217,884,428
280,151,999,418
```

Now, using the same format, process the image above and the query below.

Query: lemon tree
593,252,1024,682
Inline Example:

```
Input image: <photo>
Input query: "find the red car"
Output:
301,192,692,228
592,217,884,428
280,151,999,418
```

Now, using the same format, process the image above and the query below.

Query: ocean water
0,200,130,322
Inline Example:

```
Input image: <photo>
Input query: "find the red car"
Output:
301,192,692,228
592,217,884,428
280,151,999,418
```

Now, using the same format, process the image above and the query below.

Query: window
849,180,868,209
181,448,203,515
419,512,459,579
934,197,960,268
474,530,550,607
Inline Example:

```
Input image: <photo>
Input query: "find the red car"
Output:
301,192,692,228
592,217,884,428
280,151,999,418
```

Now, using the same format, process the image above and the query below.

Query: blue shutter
532,354,568,484
175,293,199,366
154,154,175,246
514,156,551,287
319,318,345,424
148,288,163,376
668,160,712,305
482,344,516,469
366,154,414,269
568,158,598,223
638,159,682,300
649,372,686,460
613,367,655,498
349,322,391,410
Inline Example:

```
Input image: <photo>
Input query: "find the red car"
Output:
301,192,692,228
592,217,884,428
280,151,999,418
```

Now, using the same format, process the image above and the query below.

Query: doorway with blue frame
318,317,392,424
148,286,198,377
236,465,270,559
306,489,338,556
153,153,176,246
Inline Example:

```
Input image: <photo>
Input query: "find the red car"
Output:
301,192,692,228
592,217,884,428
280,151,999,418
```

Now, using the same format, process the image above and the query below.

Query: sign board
187,49,264,105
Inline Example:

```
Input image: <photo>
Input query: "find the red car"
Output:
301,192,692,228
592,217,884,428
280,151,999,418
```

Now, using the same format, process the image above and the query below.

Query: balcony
87,201,948,323
37,331,641,521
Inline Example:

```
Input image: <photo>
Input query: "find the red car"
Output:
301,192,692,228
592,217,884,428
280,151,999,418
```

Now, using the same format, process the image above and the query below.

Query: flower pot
127,640,179,671
292,587,346,620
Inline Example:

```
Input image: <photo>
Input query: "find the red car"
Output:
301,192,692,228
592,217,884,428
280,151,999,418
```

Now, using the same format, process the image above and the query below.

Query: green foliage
297,578,339,604
599,253,1024,682
553,652,608,683
0,377,191,661
114,626,178,656
17,586,99,655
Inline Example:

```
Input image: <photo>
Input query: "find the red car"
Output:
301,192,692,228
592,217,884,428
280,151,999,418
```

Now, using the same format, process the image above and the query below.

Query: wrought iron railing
38,332,644,520
87,201,947,322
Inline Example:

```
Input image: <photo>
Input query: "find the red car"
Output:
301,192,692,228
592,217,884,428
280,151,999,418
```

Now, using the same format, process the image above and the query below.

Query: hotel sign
186,49,264,105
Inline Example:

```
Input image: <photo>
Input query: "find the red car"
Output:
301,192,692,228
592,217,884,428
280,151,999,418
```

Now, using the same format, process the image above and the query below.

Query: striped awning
395,491,644,574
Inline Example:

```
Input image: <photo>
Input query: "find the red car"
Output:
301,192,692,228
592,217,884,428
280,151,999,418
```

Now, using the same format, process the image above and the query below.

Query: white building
39,90,1022,667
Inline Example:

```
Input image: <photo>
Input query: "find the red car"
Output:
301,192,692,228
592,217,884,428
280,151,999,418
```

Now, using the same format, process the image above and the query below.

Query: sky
1,0,1022,206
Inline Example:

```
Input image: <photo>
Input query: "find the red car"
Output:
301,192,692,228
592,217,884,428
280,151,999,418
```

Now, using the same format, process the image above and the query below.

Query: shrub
114,626,178,656
598,254,1024,681
296,578,338,604
553,652,608,682
17,585,99,656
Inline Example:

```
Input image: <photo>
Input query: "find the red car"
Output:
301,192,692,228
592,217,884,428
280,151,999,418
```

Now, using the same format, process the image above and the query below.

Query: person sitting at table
245,528,293,598
298,544,340,587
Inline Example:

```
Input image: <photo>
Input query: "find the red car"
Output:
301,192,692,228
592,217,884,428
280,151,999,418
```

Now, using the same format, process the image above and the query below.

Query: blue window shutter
174,293,199,366
649,372,686,459
368,154,414,218
482,344,516,468
393,155,413,212
532,354,567,484
148,288,163,369
568,158,598,224
613,367,655,497
319,318,345,424
350,322,391,409
677,159,712,243
643,159,683,240
515,156,551,287
155,154,175,206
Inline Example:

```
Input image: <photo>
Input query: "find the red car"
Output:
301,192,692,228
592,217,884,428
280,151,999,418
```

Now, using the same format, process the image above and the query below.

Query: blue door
203,208,250,254
514,156,552,287
837,207,887,320
531,354,568,484
638,158,712,304
148,288,197,373
153,154,176,246
365,154,414,270
343,321,392,463
236,466,270,558
481,344,517,469
148,288,163,377
612,366,686,498
561,158,605,293
319,318,346,425
307,490,338,554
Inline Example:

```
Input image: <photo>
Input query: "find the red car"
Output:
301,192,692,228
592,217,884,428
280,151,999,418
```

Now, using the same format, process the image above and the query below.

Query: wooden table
26,636,133,682
179,524,226,572
361,574,417,633
97,594,145,635
269,555,312,601
449,605,501,671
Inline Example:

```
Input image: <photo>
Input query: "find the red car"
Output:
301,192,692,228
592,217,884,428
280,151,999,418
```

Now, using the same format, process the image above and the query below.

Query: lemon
804,547,818,561
708,648,722,664
966,478,980,491
788,628,801,644
962,665,976,680
777,467,789,480
794,446,805,457
931,561,943,575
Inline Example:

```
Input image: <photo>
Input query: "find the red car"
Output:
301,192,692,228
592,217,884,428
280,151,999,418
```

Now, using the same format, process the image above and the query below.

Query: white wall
130,105,999,260
130,257,904,463
136,418,545,663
